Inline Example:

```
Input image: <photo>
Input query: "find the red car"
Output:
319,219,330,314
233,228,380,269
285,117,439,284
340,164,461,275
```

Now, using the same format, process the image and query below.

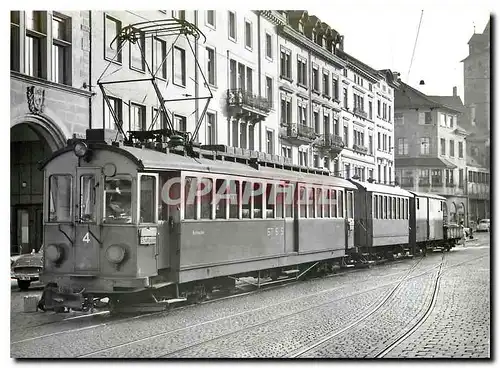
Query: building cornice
257,10,286,26
11,71,93,98
277,24,347,69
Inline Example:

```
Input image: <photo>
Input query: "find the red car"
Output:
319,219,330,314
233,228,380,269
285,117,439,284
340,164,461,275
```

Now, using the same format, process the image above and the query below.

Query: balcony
353,107,368,119
353,144,368,154
314,134,344,158
280,122,317,145
226,89,272,123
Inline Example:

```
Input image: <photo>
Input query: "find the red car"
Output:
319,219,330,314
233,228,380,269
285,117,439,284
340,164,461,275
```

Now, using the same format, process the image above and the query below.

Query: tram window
331,190,337,218
299,186,307,218
48,175,72,222
373,195,378,219
323,188,330,218
184,177,198,220
276,183,285,218
253,182,263,219
140,175,157,223
266,183,276,218
383,196,387,219
387,197,391,219
215,179,228,219
308,187,315,218
80,175,96,223
338,190,344,218
229,180,239,219
378,195,383,219
405,198,409,219
104,176,132,223
416,198,420,210
284,184,293,218
200,178,212,219
346,191,353,219
242,181,252,219
397,198,400,219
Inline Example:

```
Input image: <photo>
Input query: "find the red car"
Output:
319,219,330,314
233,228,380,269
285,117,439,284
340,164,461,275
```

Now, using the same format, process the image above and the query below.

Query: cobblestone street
10,233,490,359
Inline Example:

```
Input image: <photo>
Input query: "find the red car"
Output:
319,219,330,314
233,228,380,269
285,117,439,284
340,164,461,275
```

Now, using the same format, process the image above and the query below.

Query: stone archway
449,202,457,224
458,202,466,225
11,115,67,255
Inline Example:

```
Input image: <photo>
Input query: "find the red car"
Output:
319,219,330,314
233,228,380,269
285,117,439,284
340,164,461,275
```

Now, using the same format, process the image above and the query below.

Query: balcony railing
281,122,318,145
315,134,344,157
297,123,317,140
353,107,368,119
353,144,368,154
226,89,272,115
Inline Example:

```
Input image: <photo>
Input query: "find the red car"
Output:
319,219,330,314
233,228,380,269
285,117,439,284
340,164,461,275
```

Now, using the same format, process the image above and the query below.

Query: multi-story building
394,82,469,224
275,11,399,182
10,11,92,254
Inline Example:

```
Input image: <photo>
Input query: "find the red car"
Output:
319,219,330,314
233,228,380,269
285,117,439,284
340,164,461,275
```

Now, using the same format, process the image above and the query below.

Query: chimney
453,86,457,96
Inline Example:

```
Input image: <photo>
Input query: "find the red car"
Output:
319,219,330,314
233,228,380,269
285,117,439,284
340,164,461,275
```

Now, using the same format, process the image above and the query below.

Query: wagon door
74,167,102,273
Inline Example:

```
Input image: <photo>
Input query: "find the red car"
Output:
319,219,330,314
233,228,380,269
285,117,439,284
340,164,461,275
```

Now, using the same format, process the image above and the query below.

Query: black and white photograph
7,0,492,360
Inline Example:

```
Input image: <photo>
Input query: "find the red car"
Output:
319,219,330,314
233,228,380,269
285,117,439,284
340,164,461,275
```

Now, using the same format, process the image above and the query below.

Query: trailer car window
200,178,212,219
284,184,293,218
316,188,322,218
405,198,409,219
184,177,198,220
104,176,132,223
276,183,285,218
139,175,156,223
299,186,306,218
253,182,263,219
338,191,344,218
331,190,337,218
80,175,96,223
373,195,378,219
229,180,239,219
48,175,72,222
397,198,400,219
346,191,353,218
308,187,315,218
323,188,330,218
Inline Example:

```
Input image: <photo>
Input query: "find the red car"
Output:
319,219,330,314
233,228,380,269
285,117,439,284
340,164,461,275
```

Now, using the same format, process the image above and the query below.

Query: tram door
74,167,101,272
13,205,43,254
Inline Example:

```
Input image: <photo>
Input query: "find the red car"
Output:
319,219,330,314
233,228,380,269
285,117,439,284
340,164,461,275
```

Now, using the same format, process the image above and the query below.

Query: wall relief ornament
26,86,45,114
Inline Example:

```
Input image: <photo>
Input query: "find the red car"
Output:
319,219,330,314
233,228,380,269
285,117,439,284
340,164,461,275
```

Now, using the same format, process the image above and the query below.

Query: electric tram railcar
40,129,357,310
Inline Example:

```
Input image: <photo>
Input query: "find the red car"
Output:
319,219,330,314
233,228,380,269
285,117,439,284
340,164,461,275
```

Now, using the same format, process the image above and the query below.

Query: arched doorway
449,202,457,224
442,202,448,223
11,118,65,255
457,202,466,225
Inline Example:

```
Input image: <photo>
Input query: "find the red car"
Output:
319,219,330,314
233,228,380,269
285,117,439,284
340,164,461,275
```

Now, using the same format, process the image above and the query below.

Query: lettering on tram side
267,227,284,237
192,230,205,235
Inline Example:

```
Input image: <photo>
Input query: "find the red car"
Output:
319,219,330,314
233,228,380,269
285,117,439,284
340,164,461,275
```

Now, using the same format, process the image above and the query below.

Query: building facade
394,82,469,224
10,9,399,255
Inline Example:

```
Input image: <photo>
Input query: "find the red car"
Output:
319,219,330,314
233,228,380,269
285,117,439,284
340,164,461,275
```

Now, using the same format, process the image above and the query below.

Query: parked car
476,219,490,232
11,246,44,290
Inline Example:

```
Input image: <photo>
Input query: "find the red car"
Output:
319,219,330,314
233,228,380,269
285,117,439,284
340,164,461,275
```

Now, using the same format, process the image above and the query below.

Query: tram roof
408,191,447,200
349,179,414,197
121,145,357,189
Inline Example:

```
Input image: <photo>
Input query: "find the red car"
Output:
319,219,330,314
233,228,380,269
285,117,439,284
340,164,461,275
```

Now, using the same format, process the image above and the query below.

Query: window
312,66,320,92
449,140,455,157
369,101,373,120
174,115,187,132
200,178,212,219
297,57,307,86
419,169,430,186
265,33,272,59
332,78,339,100
228,11,236,41
331,190,338,218
266,77,273,103
229,180,240,219
343,88,348,108
173,46,186,86
323,113,330,136
323,71,330,96
431,170,442,186
338,191,344,218
314,155,320,168
206,47,216,86
266,184,275,219
459,169,464,188
307,187,315,218
215,179,228,219
266,129,274,154
346,192,353,219
206,10,215,28
11,11,20,71
140,175,156,223
130,103,146,131
253,182,263,219
152,37,167,79
281,145,292,158
104,96,122,130
48,175,72,222
396,138,408,156
241,181,252,219
151,107,167,130
173,10,186,20
458,142,463,158
240,122,247,149
244,20,252,49
104,176,132,223
280,47,291,79
184,177,198,220
130,29,145,71
299,151,307,166
343,124,348,147
373,195,378,219
280,95,292,124
246,66,253,93
206,112,216,145
105,15,122,62
25,11,46,78
299,101,308,126
52,14,71,84
420,137,430,155
79,175,96,223
440,138,446,155
395,113,404,124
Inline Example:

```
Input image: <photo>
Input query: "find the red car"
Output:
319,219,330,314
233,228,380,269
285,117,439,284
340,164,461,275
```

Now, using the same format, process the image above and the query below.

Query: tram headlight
74,141,88,158
46,244,64,263
106,245,126,264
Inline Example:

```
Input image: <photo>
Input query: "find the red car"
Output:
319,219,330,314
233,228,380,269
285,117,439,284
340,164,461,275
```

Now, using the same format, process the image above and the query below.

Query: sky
310,0,493,101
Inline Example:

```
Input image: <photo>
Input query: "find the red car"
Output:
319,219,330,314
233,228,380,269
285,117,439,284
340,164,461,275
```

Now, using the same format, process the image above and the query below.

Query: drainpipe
194,10,199,142
88,10,92,129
